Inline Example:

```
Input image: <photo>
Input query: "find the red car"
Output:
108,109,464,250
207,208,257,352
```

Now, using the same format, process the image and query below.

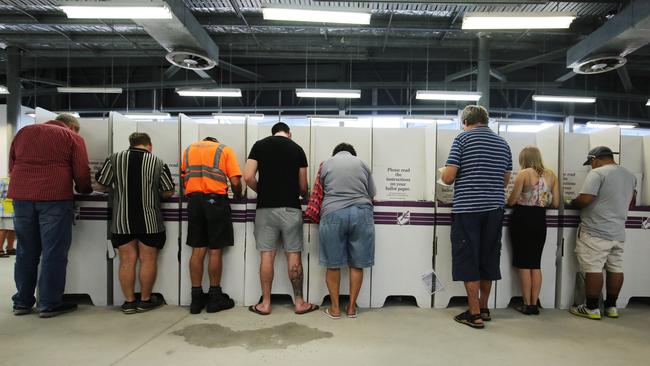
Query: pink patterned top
517,172,553,208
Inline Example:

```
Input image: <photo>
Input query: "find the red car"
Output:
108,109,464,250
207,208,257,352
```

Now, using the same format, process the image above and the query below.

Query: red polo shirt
8,120,92,201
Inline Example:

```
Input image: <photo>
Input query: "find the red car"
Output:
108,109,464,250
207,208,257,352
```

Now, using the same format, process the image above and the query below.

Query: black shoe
137,295,164,313
6,249,16,255
121,301,138,315
190,291,206,314
206,292,235,313
13,306,32,316
479,308,491,321
39,303,78,318
528,304,540,315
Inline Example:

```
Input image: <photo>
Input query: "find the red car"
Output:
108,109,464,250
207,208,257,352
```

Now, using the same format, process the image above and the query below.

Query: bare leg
585,272,604,300
0,230,6,252
518,269,532,305
207,249,223,286
257,250,276,314
326,268,341,316
531,269,543,306
189,247,207,287
118,241,138,302
6,230,15,251
479,280,492,309
286,251,314,312
138,243,158,301
348,267,363,315
464,280,481,316
605,272,624,300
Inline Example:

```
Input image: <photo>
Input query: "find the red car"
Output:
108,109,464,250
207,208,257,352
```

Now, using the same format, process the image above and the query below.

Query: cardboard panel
373,128,426,201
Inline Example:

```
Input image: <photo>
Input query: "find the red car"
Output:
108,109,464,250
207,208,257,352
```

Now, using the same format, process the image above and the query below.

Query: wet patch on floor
171,322,333,351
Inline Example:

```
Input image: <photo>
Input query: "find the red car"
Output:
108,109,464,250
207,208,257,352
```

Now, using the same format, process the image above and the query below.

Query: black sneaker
206,292,235,313
13,306,32,316
137,295,164,313
121,301,138,315
39,303,78,318
190,291,206,314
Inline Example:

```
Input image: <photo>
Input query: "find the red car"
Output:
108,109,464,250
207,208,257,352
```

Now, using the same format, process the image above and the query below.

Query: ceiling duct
165,49,216,70
567,1,650,75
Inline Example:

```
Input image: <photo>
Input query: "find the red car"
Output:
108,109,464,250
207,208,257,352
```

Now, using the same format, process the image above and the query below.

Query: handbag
305,163,324,224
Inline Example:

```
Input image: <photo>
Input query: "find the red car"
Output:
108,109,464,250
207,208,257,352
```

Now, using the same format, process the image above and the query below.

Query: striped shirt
446,126,512,213
96,147,175,234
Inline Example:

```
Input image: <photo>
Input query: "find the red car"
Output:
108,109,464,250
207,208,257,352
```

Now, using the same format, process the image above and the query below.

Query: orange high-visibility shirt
181,141,241,196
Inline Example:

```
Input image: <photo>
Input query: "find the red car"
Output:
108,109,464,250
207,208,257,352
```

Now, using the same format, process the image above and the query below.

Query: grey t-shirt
320,151,375,218
579,164,636,242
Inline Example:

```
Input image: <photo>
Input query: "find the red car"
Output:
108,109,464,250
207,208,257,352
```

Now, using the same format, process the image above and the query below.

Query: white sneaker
570,304,601,320
604,307,619,318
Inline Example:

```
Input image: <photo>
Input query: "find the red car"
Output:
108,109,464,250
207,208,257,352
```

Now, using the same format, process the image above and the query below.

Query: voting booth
495,122,561,308
306,118,373,307
178,114,248,306
110,112,181,305
243,118,311,306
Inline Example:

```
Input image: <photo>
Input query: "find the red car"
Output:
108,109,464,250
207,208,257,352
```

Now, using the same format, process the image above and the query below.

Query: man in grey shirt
569,146,636,320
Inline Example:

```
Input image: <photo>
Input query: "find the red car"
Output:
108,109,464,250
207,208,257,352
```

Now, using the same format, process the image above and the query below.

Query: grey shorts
0,218,14,231
254,207,304,252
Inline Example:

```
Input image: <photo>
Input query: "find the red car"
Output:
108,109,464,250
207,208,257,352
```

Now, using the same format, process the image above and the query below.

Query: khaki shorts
254,207,304,252
575,226,624,273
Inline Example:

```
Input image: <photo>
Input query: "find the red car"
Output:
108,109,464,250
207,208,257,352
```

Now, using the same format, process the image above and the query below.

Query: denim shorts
319,205,375,268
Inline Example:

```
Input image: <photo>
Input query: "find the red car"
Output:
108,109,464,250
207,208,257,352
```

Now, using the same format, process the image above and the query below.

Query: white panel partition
35,107,57,124
306,125,372,307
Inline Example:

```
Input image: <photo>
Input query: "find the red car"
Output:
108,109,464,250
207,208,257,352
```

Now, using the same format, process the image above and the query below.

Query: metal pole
477,34,490,109
6,46,22,133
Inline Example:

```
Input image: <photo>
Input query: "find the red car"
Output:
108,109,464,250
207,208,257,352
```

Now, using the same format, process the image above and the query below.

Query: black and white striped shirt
96,147,175,234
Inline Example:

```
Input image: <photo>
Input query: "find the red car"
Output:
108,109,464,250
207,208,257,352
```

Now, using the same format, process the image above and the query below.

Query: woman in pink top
507,146,559,315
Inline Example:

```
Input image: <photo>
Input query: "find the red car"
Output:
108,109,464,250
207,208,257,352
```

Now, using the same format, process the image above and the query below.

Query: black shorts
186,193,234,249
111,232,166,249
451,208,504,282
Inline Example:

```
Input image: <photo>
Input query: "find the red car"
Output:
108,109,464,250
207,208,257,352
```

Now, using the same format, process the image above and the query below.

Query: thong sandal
346,305,358,318
454,310,485,329
322,308,341,320
248,304,270,316
295,304,320,315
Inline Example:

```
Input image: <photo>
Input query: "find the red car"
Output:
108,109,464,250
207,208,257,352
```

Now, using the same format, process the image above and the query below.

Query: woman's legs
517,268,532,305
348,267,363,315
326,268,341,316
531,269,542,306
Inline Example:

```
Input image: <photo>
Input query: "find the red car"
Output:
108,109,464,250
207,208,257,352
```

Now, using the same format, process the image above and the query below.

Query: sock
191,286,203,295
209,285,222,294
604,296,618,308
586,297,599,310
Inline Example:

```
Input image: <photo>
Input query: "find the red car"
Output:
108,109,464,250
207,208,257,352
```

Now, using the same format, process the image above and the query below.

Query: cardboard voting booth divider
178,114,247,306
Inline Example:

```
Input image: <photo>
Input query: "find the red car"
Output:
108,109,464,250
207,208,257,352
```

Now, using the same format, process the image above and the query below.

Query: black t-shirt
248,135,308,209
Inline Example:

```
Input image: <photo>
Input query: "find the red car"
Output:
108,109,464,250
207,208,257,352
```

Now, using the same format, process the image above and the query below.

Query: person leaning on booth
569,146,636,320
506,146,560,316
182,137,243,315
440,105,512,329
9,113,92,318
318,143,376,320
96,132,175,314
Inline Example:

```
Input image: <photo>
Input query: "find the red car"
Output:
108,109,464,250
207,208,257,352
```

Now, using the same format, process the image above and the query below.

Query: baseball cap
583,146,618,166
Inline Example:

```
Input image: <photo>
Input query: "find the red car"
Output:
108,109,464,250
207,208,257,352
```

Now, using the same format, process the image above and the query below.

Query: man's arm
550,172,560,209
71,136,93,194
630,190,637,209
159,163,176,199
298,167,308,198
229,175,243,200
243,159,259,193
8,140,16,175
504,171,512,189
441,165,458,185
571,194,595,209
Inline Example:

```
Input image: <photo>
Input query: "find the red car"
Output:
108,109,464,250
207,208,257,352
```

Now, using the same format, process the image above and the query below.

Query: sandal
295,304,319,315
323,308,341,320
454,310,485,329
0,251,8,258
480,308,491,321
248,304,270,316
345,305,358,318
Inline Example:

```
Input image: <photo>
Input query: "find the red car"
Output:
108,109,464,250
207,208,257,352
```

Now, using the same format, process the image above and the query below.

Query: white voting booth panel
243,124,310,306
306,126,372,307
433,128,498,308
558,128,620,309
0,105,35,177
371,127,435,308
496,125,560,309
110,112,181,305
178,115,247,306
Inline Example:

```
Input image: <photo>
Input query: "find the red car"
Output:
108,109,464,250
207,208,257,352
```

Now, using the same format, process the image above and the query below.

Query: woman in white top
507,146,559,315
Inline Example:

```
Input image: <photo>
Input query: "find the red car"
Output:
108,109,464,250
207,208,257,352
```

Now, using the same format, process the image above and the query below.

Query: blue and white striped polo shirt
446,126,512,213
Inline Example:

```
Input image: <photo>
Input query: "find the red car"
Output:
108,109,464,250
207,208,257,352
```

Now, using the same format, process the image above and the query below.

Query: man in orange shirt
182,137,243,314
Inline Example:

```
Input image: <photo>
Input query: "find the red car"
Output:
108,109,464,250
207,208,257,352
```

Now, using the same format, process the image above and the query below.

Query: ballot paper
421,269,444,295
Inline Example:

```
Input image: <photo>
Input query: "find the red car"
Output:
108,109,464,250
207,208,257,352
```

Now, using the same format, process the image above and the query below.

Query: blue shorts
451,208,504,282
319,205,375,268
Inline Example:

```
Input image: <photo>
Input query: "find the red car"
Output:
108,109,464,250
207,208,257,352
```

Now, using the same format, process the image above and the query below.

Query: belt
189,192,228,199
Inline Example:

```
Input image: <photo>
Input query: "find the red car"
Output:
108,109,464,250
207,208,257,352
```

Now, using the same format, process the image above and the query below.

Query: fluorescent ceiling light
646,99,650,106
462,12,576,30
123,112,171,120
262,7,371,25
402,117,455,125
0,85,9,94
59,3,172,19
309,115,359,123
416,90,482,101
505,122,555,133
177,88,242,97
54,111,81,118
586,122,637,129
26,113,36,118
57,87,123,94
296,89,361,99
532,95,596,104
212,113,264,120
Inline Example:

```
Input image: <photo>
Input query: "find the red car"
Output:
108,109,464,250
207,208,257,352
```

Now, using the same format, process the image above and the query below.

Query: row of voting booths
23,107,650,309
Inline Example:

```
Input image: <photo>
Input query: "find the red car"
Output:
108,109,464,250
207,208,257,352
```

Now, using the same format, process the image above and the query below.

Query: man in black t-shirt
243,122,318,316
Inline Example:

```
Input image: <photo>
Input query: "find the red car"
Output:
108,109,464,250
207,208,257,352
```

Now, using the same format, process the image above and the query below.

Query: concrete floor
1,257,649,366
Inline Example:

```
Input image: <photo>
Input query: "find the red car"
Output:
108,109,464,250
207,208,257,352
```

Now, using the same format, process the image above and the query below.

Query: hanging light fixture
296,88,361,99
416,90,482,101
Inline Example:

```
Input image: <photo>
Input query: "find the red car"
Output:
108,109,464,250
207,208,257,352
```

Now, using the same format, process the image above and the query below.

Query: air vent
572,55,627,75
165,49,216,71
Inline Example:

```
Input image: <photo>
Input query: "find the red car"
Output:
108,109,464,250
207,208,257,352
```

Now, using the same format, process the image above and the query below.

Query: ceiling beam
496,48,567,74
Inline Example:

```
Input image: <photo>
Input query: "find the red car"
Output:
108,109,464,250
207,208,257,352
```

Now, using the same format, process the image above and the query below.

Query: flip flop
295,304,320,315
346,305,358,318
322,308,341,320
248,304,270,316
